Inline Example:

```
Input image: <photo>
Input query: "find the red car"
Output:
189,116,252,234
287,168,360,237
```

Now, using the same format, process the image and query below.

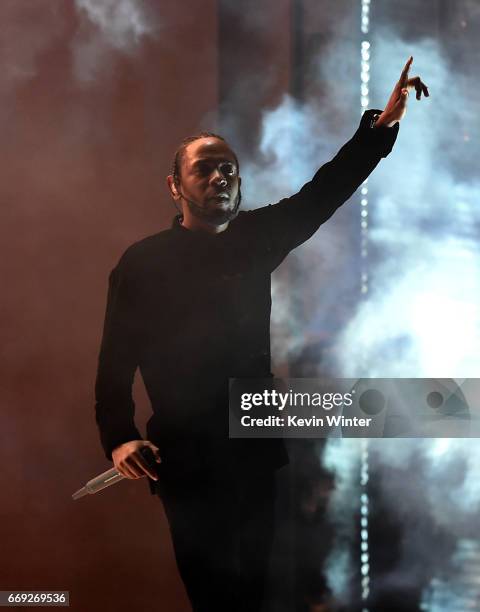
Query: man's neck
181,214,229,234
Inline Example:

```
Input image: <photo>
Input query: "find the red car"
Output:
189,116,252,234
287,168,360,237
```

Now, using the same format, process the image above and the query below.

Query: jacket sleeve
245,109,399,270
95,263,143,460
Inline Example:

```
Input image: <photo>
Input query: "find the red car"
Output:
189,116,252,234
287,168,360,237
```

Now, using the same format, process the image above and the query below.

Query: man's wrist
374,112,397,128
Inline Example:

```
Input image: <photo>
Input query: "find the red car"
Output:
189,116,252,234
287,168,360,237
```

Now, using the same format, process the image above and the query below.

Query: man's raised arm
246,57,428,262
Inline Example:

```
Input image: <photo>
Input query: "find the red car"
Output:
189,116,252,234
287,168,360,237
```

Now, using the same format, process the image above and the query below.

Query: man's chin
187,201,239,226
203,210,237,227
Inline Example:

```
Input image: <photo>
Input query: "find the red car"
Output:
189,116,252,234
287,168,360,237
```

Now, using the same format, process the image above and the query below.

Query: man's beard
185,190,242,226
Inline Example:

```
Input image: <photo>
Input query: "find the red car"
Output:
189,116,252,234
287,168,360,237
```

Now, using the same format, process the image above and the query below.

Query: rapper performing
5,2,480,612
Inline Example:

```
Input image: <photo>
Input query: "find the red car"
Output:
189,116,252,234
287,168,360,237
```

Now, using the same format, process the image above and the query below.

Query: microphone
72,446,158,500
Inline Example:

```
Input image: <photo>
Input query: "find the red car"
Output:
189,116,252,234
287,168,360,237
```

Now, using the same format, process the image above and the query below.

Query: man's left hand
376,56,429,128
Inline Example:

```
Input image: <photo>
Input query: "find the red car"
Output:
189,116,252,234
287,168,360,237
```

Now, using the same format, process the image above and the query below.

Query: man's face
172,137,241,227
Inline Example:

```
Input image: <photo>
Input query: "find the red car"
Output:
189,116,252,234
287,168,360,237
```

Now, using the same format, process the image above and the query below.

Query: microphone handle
85,446,158,494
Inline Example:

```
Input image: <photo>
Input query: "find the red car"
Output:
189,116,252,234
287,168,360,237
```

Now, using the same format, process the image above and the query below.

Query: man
95,58,428,611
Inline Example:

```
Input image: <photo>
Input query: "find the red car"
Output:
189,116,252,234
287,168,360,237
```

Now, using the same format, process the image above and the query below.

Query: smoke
241,95,334,208
320,436,480,608
73,0,158,82
240,95,350,363
320,30,480,604
0,1,158,89
322,439,363,604
75,0,155,50
0,1,65,91
333,32,480,378
241,91,360,367
376,438,480,527
321,30,480,607
239,14,480,610
0,1,158,91
245,30,480,379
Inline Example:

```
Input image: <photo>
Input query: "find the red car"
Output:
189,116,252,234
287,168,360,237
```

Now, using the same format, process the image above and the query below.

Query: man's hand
111,440,161,480
376,56,429,128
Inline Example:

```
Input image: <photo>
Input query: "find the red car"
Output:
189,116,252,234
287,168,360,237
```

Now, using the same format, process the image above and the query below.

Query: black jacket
95,110,398,475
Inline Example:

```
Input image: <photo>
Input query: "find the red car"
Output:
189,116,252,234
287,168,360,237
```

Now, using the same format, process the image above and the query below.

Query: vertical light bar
360,0,371,293
360,440,370,604
360,1,371,609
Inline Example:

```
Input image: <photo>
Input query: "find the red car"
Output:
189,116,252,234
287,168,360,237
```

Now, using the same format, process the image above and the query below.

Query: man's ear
167,175,181,201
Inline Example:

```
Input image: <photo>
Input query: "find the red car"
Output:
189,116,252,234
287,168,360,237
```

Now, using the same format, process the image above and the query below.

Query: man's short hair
172,132,239,185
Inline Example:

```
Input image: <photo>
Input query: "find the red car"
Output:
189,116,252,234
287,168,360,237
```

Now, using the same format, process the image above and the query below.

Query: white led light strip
360,2,371,609
360,0,370,293
360,440,370,603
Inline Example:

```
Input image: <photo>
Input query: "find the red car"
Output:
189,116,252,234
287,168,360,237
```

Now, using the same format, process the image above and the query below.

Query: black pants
156,467,276,612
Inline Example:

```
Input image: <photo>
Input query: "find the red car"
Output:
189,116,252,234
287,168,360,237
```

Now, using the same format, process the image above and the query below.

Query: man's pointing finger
400,56,413,87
